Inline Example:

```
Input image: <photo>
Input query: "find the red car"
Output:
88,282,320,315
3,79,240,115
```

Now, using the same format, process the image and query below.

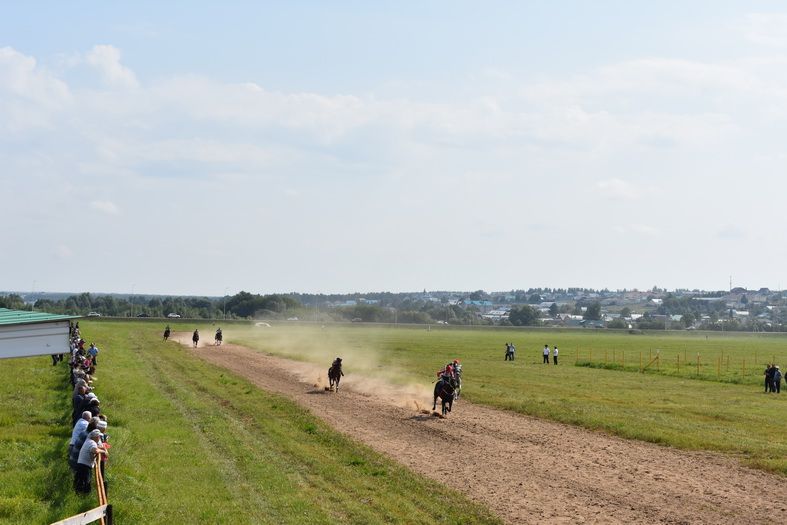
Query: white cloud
613,224,660,236
85,45,138,89
596,179,642,200
90,200,120,215
744,13,787,47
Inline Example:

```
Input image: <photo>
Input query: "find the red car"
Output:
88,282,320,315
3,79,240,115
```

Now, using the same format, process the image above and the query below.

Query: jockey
437,362,454,380
332,357,342,367
452,359,462,379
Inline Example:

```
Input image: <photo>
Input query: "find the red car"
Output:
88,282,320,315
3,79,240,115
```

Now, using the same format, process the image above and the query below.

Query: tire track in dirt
175,335,787,524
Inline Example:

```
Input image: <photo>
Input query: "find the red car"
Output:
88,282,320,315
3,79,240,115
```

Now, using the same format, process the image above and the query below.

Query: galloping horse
328,358,344,392
163,326,171,342
214,329,223,346
192,329,199,348
433,375,456,416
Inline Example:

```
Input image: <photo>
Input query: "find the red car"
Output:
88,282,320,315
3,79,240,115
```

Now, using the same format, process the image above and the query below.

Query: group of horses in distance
162,326,460,417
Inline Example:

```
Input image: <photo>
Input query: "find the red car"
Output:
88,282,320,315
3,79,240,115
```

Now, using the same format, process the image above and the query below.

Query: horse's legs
433,395,438,411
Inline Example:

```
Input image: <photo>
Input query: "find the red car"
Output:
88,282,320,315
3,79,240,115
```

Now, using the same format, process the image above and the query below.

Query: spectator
773,365,782,394
764,364,774,393
86,397,101,418
553,346,559,365
72,386,87,425
75,429,105,494
87,343,99,366
69,411,92,464
543,345,550,364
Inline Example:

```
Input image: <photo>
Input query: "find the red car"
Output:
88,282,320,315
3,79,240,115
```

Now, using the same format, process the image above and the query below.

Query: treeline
1,291,492,325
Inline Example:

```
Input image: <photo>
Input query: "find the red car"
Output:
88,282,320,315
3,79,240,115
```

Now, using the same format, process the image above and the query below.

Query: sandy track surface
175,335,787,524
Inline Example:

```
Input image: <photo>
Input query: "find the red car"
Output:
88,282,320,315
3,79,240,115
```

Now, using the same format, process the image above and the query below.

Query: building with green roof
0,308,79,359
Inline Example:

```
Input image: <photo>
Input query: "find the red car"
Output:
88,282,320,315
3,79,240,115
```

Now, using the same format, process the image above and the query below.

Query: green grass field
0,321,500,525
228,323,787,475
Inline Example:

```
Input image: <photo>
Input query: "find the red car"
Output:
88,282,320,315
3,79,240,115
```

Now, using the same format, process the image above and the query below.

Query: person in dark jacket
765,364,774,393
72,386,87,425
772,365,782,394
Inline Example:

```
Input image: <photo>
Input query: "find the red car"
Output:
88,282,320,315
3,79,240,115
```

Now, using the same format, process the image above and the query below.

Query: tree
548,303,558,317
620,306,632,318
528,293,541,304
508,305,540,326
681,313,695,327
583,302,601,320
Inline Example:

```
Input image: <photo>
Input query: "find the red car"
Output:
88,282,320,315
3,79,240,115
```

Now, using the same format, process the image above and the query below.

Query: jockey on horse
328,357,344,392
214,327,223,346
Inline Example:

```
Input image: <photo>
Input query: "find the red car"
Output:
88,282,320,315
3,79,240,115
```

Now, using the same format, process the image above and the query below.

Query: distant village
3,286,785,331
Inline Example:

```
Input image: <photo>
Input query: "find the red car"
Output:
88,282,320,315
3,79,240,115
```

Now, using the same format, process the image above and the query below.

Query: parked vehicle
167,313,181,318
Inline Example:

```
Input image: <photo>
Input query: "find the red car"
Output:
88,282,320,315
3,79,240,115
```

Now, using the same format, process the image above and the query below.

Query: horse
328,361,344,392
214,329,223,346
192,330,199,348
433,375,456,416
163,327,171,342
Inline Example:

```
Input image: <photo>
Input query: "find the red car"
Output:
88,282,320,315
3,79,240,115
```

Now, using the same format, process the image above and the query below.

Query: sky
3,1,787,296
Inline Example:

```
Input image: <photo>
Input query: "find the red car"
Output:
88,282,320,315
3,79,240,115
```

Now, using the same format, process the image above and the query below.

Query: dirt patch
173,334,787,524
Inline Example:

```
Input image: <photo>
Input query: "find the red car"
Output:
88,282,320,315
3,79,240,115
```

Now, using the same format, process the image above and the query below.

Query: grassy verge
0,321,500,524
229,324,787,475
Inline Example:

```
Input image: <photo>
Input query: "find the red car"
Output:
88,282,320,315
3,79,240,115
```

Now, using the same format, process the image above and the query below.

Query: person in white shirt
543,345,550,364
553,346,559,365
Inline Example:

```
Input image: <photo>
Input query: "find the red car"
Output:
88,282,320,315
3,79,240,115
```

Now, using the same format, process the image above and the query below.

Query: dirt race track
175,335,787,524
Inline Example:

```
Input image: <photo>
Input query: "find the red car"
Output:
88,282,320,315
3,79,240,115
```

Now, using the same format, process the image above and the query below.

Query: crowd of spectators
64,322,111,495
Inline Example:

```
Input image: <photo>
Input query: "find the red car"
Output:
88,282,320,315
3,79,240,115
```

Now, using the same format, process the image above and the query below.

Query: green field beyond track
230,323,787,475
0,321,499,524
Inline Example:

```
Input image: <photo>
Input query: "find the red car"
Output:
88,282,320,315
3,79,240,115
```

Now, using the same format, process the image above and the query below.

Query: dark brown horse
328,359,344,392
433,375,456,416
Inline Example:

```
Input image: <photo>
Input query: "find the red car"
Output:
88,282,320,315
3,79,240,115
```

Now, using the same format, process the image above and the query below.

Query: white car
286,317,299,321
255,322,271,327
87,312,102,317
167,313,181,318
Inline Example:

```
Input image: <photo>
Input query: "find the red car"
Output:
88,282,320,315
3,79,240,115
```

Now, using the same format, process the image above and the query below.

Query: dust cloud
235,325,434,410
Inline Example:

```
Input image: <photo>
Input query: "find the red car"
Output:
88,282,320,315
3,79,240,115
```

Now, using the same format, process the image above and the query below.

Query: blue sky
3,2,787,295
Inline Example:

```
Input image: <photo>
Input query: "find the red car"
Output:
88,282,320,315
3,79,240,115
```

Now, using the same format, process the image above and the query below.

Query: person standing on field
773,365,782,394
543,345,550,364
764,364,774,393
553,346,559,365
